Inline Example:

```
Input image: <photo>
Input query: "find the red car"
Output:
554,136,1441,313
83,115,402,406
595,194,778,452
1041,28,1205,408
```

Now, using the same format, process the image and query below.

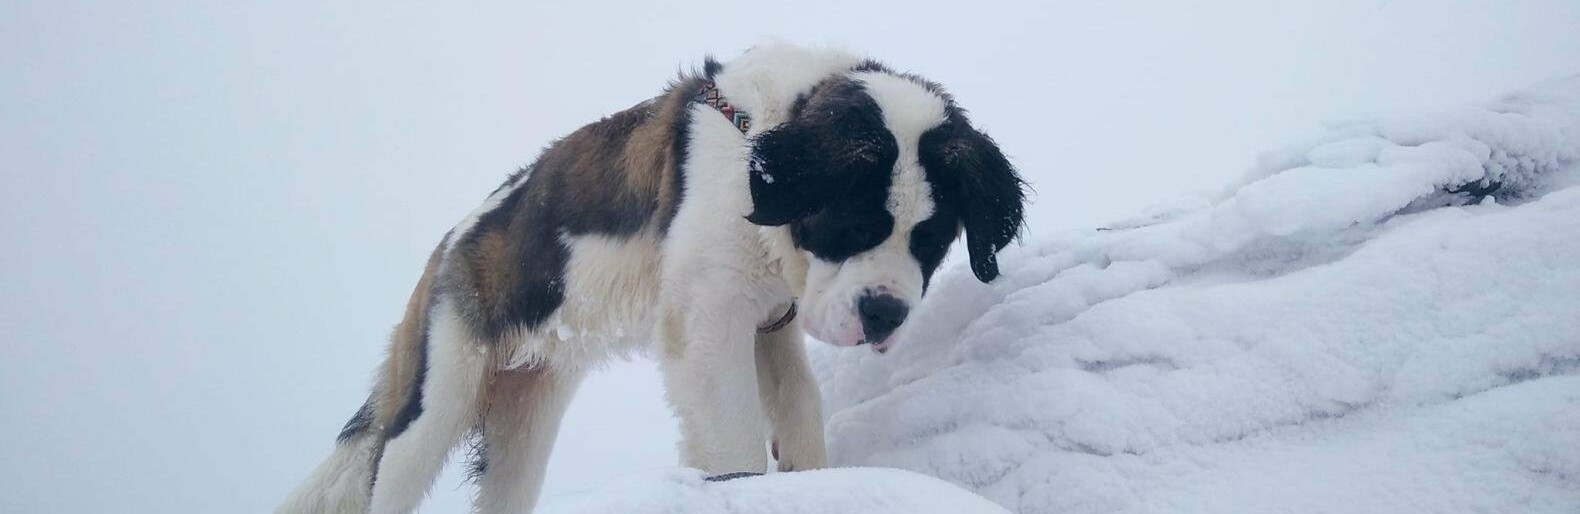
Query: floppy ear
745,100,897,226
745,123,837,225
923,126,1027,283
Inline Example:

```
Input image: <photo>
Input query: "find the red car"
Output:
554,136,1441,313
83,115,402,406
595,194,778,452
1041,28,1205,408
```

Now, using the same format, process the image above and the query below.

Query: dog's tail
277,399,381,514
279,242,448,513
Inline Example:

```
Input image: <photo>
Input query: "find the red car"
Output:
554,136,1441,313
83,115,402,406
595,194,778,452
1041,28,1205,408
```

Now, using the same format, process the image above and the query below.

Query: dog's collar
757,301,797,334
694,81,751,134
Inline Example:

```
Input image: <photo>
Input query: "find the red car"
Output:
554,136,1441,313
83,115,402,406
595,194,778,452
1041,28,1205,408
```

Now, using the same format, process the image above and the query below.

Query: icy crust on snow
810,76,1580,514
537,467,1010,514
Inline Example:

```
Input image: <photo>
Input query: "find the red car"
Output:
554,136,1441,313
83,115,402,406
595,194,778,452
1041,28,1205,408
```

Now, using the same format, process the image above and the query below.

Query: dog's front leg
755,320,827,472
659,301,770,475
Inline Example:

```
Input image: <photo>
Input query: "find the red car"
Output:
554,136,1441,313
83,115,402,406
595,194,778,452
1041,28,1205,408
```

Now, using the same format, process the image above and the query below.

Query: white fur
853,71,948,227
714,41,864,133
500,233,662,372
369,298,490,514
473,367,586,513
655,100,790,473
276,434,376,513
755,322,827,472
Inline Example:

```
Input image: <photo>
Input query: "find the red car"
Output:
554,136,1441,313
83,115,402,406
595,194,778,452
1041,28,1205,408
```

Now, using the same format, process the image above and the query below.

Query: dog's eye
844,224,876,245
839,218,893,249
790,209,894,262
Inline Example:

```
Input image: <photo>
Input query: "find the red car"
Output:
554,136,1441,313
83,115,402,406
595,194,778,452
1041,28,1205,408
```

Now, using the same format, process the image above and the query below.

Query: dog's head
746,68,1026,350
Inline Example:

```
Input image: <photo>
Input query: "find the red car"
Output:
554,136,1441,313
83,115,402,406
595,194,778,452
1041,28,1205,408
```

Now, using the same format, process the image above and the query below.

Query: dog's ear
745,89,897,226
745,122,835,226
921,124,1027,283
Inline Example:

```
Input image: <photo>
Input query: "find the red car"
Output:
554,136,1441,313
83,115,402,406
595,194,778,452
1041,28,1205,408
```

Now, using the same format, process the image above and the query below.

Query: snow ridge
811,76,1580,514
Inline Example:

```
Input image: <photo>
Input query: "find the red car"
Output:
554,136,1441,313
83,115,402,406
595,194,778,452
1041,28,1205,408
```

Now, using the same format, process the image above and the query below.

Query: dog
279,42,1026,514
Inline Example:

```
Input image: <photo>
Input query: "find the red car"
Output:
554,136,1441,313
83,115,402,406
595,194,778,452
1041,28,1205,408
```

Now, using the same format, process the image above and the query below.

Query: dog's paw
772,437,827,473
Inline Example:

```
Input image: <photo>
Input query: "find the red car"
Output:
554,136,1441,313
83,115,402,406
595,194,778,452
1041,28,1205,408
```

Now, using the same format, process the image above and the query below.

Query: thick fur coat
280,42,1026,514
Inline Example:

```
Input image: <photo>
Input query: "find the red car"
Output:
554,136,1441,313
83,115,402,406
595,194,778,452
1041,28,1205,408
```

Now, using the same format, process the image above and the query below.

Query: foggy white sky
2,1,1577,512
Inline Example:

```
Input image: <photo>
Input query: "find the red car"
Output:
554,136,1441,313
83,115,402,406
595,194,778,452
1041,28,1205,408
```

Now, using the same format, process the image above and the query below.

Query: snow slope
809,76,1580,513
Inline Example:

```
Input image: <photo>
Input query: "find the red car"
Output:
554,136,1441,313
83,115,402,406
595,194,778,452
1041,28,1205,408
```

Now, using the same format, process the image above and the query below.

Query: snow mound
537,467,1010,514
811,76,1580,514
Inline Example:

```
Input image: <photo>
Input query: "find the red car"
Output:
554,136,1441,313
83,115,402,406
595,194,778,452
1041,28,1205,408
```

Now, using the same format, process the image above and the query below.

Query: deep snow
806,75,1580,513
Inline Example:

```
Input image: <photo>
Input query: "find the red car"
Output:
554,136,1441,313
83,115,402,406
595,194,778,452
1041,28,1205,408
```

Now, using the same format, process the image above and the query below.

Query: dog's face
746,70,1026,350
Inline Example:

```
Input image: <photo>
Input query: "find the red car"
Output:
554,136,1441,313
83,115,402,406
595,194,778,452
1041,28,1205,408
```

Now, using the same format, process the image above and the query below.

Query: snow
806,76,1580,513
538,467,1009,514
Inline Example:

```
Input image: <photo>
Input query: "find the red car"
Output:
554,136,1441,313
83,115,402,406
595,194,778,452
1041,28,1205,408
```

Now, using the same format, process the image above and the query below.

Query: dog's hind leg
368,298,492,514
754,320,826,472
470,364,585,513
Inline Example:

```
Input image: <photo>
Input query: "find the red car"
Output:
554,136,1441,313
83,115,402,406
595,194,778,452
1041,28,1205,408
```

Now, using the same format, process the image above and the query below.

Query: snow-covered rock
538,467,1010,514
811,76,1580,514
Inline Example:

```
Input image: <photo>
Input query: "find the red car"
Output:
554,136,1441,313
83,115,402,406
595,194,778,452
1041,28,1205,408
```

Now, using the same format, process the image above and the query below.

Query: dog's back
280,71,705,514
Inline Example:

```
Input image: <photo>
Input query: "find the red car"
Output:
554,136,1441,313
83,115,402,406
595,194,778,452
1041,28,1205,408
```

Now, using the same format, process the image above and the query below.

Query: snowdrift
811,76,1580,513
539,468,1009,513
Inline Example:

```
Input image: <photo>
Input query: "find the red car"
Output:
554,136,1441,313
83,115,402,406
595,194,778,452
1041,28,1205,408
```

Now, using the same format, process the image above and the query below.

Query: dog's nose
857,294,908,344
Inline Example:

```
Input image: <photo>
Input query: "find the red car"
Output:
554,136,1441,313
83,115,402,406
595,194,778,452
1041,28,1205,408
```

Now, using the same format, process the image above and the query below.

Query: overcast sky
3,1,1578,512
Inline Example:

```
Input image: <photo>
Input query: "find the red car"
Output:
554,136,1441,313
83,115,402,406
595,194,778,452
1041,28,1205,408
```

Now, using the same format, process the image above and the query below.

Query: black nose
857,294,909,344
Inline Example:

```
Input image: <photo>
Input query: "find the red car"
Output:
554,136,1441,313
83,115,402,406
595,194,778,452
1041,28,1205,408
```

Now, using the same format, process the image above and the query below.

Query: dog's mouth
851,332,896,355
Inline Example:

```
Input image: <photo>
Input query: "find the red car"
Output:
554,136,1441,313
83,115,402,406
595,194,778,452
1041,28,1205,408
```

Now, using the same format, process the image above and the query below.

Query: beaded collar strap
694,80,752,134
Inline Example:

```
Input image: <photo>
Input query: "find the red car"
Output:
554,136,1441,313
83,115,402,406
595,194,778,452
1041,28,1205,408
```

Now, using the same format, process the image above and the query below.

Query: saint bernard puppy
280,42,1026,514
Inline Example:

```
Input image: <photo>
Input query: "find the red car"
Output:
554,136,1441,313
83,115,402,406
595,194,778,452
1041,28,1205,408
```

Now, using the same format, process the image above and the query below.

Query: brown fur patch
446,73,704,340
375,240,446,436
532,87,694,236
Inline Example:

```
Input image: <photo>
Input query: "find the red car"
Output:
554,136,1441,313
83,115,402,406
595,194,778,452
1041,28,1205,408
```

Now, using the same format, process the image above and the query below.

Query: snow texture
539,467,1010,514
808,76,1580,514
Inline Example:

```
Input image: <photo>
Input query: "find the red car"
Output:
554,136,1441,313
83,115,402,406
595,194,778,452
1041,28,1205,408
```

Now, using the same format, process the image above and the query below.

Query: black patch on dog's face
747,77,899,263
746,77,898,236
788,189,894,263
747,71,1025,284
908,199,961,291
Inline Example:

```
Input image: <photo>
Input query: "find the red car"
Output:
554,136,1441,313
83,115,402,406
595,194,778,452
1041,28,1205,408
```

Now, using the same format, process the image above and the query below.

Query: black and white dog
280,42,1025,514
